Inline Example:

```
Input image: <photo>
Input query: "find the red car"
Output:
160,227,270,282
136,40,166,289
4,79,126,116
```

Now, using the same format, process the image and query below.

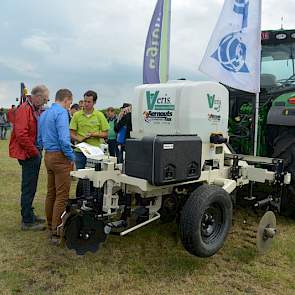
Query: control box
125,135,202,186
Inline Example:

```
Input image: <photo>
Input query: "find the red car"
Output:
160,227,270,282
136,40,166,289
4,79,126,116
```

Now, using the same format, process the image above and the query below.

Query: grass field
1,138,295,295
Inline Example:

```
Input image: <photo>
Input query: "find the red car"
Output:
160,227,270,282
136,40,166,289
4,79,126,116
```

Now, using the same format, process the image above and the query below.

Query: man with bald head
9,85,49,231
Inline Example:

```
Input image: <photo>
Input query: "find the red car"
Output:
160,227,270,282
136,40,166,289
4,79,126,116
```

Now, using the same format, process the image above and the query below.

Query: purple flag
143,0,171,84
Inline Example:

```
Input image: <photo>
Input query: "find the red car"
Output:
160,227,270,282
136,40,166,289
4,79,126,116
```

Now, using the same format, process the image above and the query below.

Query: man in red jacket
7,105,16,129
9,85,49,231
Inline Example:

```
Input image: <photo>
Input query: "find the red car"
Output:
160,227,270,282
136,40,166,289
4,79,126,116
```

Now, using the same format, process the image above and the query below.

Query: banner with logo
199,0,262,93
143,0,171,84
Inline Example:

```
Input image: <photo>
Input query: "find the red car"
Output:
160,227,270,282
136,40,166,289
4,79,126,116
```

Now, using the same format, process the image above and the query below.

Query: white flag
199,0,262,93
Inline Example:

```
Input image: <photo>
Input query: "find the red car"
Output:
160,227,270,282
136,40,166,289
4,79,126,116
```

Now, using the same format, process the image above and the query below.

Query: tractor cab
261,30,295,91
229,29,295,156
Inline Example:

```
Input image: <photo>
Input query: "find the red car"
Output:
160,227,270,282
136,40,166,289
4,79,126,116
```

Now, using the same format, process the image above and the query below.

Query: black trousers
18,155,41,224
108,139,119,158
0,125,7,139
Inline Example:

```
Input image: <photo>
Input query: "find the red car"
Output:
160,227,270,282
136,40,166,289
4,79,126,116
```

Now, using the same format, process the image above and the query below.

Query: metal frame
68,142,291,238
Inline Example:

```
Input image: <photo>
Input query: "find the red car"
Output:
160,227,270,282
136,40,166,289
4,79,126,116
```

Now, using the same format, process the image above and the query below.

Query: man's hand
86,132,100,138
69,161,75,171
88,131,108,139
77,131,108,141
91,132,100,137
118,110,125,119
70,129,90,143
82,133,92,141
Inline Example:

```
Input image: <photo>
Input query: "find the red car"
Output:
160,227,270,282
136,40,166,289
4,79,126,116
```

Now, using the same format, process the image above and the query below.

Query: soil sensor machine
59,81,291,257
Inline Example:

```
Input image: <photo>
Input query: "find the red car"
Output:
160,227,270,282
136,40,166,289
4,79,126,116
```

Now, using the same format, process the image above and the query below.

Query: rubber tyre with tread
180,184,233,257
271,127,295,218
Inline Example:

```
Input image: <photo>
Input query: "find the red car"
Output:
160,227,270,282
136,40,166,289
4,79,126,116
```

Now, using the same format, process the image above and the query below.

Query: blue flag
143,0,171,84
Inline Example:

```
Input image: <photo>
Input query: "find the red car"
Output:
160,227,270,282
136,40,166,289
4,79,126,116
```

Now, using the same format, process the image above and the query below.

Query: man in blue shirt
38,89,74,244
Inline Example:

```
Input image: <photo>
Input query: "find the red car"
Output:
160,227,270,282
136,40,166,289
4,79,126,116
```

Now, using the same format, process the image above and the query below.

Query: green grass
1,138,295,294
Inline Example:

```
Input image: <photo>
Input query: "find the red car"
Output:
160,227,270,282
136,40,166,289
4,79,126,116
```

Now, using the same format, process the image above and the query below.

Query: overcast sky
0,0,294,108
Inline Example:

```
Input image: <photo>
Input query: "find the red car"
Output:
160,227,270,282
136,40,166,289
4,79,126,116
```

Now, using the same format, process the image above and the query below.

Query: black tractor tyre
180,184,233,257
271,127,295,217
281,186,295,218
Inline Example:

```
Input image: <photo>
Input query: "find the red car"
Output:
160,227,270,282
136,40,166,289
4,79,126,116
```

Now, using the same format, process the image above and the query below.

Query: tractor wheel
180,184,232,257
280,186,295,218
272,127,295,217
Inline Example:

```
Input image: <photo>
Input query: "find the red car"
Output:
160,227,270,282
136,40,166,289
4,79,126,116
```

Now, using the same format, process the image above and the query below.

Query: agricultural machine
58,80,291,257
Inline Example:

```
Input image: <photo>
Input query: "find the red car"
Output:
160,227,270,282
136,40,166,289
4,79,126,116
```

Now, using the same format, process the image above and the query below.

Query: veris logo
146,91,175,111
207,94,221,112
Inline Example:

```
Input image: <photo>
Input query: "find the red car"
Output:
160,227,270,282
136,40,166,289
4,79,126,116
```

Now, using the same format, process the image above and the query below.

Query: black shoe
21,222,46,231
34,216,46,224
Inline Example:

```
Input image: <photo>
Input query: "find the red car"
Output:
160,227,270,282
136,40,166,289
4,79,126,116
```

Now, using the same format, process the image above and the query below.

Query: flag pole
166,0,172,83
159,0,171,83
254,92,260,156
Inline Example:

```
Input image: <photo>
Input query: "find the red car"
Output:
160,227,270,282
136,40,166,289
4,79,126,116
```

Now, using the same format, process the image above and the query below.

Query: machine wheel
180,184,232,257
64,212,107,255
271,127,295,217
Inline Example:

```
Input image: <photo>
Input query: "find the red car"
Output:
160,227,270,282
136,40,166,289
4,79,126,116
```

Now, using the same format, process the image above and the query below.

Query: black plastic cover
125,135,202,186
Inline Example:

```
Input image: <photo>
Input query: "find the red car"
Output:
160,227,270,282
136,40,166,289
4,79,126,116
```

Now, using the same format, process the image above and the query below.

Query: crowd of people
6,85,132,245
0,105,16,139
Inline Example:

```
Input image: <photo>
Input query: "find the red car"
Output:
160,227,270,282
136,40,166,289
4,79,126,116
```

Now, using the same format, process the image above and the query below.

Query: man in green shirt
106,107,119,157
70,90,109,169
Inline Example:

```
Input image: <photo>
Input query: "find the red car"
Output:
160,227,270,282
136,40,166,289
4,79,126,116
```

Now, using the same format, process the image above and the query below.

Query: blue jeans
18,155,41,224
74,151,87,169
108,139,119,158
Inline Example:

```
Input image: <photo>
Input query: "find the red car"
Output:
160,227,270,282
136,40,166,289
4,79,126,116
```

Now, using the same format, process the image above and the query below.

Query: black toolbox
125,135,202,186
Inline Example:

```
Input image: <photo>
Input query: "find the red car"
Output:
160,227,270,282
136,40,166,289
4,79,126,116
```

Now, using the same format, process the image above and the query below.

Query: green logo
207,94,216,109
146,91,175,111
146,91,159,110
207,93,221,112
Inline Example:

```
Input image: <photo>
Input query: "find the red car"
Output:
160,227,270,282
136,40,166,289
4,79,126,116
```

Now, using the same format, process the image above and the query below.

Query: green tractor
229,29,295,216
229,29,295,156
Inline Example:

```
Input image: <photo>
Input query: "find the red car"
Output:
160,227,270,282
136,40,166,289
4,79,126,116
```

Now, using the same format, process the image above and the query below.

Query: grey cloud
0,58,40,79
22,34,57,54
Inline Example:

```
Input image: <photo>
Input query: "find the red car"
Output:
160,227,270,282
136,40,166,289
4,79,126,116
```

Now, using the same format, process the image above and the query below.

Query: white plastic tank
131,81,229,143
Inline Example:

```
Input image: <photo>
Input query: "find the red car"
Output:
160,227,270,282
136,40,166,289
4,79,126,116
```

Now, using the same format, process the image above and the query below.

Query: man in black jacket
115,103,132,163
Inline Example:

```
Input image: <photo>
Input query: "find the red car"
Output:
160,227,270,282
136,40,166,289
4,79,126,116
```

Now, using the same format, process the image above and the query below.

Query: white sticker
163,144,174,150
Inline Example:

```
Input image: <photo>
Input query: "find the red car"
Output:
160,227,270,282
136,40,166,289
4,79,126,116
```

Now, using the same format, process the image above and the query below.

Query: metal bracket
273,159,285,186
230,154,240,180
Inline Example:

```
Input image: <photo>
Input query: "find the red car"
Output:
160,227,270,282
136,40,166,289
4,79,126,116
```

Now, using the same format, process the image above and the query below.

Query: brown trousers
44,152,72,235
